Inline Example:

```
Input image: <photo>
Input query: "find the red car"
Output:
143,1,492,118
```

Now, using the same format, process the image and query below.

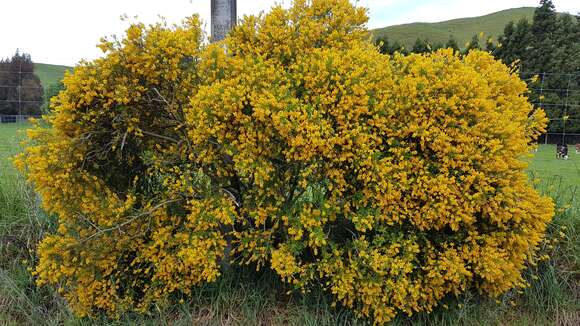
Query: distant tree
389,40,407,55
496,21,516,62
528,0,559,72
484,37,497,53
0,50,43,116
531,0,558,36
494,0,580,135
549,14,579,74
496,19,532,65
375,36,391,54
375,36,407,55
463,34,481,54
548,13,580,133
445,37,459,52
411,38,430,53
41,81,64,113
431,41,444,52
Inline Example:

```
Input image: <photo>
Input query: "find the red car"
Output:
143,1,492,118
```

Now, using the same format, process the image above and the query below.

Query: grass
34,63,71,88
0,123,23,176
0,122,578,325
528,146,580,192
372,7,536,49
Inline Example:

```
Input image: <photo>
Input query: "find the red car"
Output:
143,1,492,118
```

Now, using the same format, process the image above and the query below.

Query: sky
1,0,578,66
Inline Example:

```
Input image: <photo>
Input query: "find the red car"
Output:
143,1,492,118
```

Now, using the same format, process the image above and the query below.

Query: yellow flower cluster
14,16,233,317
15,0,554,323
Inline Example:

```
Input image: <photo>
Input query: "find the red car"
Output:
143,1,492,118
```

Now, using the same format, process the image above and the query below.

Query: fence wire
521,72,580,144
0,61,43,118
1,70,579,145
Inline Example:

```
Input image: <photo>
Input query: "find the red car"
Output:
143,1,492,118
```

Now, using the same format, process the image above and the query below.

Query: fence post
211,0,237,271
211,0,237,42
18,60,22,117
562,74,572,144
539,73,548,145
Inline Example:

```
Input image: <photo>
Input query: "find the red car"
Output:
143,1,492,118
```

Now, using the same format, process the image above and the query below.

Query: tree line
0,50,43,117
376,0,580,135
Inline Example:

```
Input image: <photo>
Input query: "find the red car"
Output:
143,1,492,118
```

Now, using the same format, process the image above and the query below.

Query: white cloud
1,0,577,65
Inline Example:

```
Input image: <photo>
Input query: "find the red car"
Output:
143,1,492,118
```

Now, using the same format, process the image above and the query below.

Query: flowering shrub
15,0,554,323
14,16,227,317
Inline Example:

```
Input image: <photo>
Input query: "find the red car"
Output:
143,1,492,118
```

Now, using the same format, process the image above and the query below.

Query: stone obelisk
211,0,237,41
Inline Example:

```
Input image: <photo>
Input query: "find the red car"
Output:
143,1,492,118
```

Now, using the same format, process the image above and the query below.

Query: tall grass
0,174,69,325
520,175,579,323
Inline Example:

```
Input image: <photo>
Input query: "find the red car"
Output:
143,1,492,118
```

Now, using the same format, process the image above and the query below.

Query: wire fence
0,61,44,118
521,71,580,145
0,114,41,124
1,69,579,146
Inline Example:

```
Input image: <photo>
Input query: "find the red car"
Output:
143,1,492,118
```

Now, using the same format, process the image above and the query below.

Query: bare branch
120,130,128,155
152,87,169,105
141,130,179,143
76,199,178,245
221,188,240,207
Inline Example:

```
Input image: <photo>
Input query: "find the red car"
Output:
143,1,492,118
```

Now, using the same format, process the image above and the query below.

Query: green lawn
0,123,26,177
527,144,580,202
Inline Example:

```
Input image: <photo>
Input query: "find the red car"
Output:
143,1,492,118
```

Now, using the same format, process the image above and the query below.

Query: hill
372,7,536,48
34,63,71,88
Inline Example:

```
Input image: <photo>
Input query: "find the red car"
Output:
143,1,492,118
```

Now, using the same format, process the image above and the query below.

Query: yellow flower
15,0,554,323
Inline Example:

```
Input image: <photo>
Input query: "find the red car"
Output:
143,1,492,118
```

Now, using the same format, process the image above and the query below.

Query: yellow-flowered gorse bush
15,0,553,323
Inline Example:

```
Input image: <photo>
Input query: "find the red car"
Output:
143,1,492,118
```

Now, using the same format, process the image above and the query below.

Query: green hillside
373,7,536,48
34,63,71,88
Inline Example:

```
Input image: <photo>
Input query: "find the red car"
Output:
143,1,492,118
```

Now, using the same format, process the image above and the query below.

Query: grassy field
0,124,20,176
372,7,535,49
528,145,580,202
34,63,71,88
0,122,578,325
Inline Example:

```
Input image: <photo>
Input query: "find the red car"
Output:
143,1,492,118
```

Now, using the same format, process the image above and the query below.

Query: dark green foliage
445,37,460,52
375,36,407,55
411,38,430,53
495,0,579,134
431,41,445,52
40,81,64,113
463,34,481,54
485,37,497,53
531,0,558,36
496,19,532,65
528,0,559,73
0,51,43,116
